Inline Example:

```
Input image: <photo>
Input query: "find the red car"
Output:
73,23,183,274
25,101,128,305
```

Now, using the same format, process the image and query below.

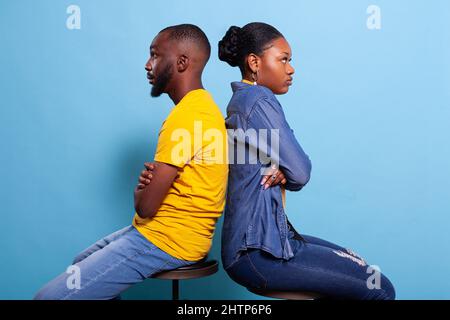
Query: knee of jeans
33,285,59,300
72,250,92,265
370,274,396,300
382,276,396,300
72,254,84,265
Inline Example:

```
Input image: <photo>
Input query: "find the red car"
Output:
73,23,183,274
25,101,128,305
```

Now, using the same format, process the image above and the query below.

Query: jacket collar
231,80,254,93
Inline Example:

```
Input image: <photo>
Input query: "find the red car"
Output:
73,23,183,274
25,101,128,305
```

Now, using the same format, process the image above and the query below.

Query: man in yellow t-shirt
34,24,228,300
133,87,228,261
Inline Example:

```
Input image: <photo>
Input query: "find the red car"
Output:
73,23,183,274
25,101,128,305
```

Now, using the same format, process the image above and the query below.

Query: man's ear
177,54,189,72
246,53,260,73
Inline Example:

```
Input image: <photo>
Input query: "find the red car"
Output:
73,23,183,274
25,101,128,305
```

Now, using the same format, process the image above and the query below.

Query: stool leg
172,280,179,300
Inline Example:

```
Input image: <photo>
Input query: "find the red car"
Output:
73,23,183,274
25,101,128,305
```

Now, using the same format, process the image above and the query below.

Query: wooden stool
152,259,218,300
248,287,323,300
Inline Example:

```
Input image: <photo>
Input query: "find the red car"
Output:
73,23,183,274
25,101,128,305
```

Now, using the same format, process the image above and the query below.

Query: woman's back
222,81,312,269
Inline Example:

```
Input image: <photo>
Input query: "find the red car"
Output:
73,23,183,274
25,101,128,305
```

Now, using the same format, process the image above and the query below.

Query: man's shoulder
164,93,224,131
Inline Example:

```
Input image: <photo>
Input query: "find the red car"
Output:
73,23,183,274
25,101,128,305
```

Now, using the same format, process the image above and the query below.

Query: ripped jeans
225,226,396,300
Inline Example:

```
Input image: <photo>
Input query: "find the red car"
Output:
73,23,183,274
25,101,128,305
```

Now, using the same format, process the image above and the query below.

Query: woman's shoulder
246,84,276,102
228,82,279,115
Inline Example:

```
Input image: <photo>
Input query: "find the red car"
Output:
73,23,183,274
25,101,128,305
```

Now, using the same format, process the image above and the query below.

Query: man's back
133,89,229,261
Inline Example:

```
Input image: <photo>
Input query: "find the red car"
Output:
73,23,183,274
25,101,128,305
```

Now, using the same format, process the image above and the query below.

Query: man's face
145,32,175,97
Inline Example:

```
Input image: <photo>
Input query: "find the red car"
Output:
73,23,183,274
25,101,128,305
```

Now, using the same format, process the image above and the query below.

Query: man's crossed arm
134,160,288,220
134,162,179,219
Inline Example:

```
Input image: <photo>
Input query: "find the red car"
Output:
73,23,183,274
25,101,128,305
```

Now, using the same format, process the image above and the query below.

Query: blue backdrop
1,0,449,300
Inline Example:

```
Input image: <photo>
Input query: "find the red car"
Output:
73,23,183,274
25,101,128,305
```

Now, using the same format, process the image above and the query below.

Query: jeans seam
62,246,157,300
245,253,268,289
72,226,135,265
145,259,173,278
225,257,242,271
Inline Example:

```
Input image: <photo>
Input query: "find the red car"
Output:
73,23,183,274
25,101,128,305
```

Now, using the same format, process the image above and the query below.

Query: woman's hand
136,162,156,190
260,165,287,190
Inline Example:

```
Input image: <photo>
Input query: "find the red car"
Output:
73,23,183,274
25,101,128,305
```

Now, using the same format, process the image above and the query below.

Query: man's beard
151,63,173,97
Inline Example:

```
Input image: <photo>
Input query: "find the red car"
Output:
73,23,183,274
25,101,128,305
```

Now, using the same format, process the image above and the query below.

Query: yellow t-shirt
132,89,229,261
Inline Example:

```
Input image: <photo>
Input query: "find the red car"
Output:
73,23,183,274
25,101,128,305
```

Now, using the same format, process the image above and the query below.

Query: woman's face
254,37,295,95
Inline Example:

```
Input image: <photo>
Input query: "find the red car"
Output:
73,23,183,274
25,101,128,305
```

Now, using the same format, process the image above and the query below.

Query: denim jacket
221,81,312,269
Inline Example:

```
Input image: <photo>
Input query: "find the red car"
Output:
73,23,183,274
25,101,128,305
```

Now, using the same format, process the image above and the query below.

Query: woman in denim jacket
218,22,395,300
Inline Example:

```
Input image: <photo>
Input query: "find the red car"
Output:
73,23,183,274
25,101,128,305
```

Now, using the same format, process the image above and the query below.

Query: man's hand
136,162,156,190
260,164,287,190
134,161,179,219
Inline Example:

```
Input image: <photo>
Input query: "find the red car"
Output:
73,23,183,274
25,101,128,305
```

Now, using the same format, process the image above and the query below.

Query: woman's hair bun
218,26,242,67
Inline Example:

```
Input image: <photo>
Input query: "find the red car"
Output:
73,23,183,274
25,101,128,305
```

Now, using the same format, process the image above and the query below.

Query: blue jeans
224,229,396,300
34,225,198,300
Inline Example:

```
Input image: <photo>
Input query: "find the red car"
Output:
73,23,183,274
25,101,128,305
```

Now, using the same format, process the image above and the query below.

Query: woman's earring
251,71,258,85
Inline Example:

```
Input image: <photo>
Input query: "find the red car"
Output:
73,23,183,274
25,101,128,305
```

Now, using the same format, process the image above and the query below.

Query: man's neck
168,78,204,105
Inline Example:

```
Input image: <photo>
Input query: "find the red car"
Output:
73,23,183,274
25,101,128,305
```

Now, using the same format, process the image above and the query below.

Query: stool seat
152,259,218,280
248,287,323,300
151,259,218,300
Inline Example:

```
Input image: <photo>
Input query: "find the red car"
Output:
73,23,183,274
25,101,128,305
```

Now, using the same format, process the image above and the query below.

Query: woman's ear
246,53,260,73
177,54,189,72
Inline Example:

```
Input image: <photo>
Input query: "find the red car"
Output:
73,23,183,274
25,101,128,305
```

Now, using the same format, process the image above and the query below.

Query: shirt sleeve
247,96,312,191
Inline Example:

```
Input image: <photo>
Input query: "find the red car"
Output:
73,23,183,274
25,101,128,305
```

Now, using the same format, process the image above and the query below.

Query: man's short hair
160,24,211,60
